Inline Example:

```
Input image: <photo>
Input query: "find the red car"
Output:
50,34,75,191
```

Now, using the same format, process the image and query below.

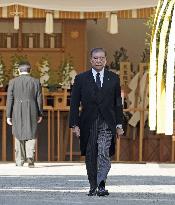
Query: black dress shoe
97,186,109,196
88,188,97,196
97,181,109,196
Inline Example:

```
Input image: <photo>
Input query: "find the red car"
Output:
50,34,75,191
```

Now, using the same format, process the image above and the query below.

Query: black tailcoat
69,69,123,156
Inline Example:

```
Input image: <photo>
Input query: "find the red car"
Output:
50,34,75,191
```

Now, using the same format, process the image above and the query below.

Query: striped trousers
85,115,113,189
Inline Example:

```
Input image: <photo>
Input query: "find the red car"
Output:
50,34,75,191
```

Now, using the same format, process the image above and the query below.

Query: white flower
69,70,77,85
39,58,50,87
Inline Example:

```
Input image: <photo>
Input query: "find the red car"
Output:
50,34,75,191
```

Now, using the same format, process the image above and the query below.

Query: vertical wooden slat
139,110,144,162
0,7,2,18
57,110,60,161
171,122,175,162
51,109,54,160
129,10,132,18
137,9,140,19
48,110,51,161
171,135,175,162
63,112,70,160
2,109,6,161
18,21,22,49
7,5,15,18
33,8,45,18
69,128,73,161
116,136,120,161
35,138,38,161
13,135,15,161
18,5,28,18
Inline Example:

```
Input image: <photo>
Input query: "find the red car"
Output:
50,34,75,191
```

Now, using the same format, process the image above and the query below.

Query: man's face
90,51,107,71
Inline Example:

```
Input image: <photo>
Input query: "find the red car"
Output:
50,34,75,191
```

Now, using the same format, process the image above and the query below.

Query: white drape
0,0,158,11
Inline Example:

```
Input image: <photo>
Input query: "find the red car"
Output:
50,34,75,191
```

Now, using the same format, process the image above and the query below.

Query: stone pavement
0,162,175,205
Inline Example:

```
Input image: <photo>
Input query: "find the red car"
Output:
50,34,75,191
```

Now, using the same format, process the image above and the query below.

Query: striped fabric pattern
0,6,154,19
85,114,113,188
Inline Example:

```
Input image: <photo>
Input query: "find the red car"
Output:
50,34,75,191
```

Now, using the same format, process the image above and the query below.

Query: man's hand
116,127,124,138
7,118,12,125
37,116,42,123
72,126,80,138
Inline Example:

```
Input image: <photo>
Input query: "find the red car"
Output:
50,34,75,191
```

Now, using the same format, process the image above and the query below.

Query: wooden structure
0,6,155,19
0,91,174,162
0,4,173,163
119,62,133,87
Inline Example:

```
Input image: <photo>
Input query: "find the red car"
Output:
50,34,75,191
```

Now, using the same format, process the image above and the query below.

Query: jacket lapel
86,70,98,100
85,69,111,104
96,69,110,104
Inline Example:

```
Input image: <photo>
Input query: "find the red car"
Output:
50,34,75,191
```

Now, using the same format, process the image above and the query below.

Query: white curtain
0,0,158,11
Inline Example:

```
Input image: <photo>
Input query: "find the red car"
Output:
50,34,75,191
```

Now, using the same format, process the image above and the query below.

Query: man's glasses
92,56,106,61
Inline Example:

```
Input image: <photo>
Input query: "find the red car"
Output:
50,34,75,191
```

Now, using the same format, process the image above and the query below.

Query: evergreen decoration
30,66,40,79
110,47,129,71
11,54,28,77
47,70,62,91
140,48,150,63
145,10,155,49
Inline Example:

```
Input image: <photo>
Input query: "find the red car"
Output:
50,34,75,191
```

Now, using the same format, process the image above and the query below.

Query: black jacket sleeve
69,75,81,127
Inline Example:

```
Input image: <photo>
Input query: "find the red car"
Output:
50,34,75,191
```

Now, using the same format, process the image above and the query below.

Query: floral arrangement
58,56,77,89
11,54,28,77
37,57,50,87
0,55,5,87
46,69,62,91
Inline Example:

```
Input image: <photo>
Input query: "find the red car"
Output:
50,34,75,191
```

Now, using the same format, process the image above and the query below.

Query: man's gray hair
18,61,31,73
90,48,107,57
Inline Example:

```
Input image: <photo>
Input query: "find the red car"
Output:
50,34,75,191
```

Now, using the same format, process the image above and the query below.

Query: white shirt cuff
116,124,123,129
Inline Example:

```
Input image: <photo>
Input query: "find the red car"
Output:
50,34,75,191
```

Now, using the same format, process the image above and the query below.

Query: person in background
69,48,124,196
6,61,43,168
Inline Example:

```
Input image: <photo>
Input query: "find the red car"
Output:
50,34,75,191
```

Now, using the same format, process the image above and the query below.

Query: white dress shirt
92,68,104,87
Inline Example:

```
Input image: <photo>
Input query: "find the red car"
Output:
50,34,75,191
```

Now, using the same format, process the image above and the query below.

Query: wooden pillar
51,109,54,160
35,138,38,161
57,109,60,161
2,109,6,161
69,128,73,161
63,112,70,160
47,109,51,161
13,136,15,161
18,20,22,49
171,135,175,162
116,136,120,161
139,110,144,162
